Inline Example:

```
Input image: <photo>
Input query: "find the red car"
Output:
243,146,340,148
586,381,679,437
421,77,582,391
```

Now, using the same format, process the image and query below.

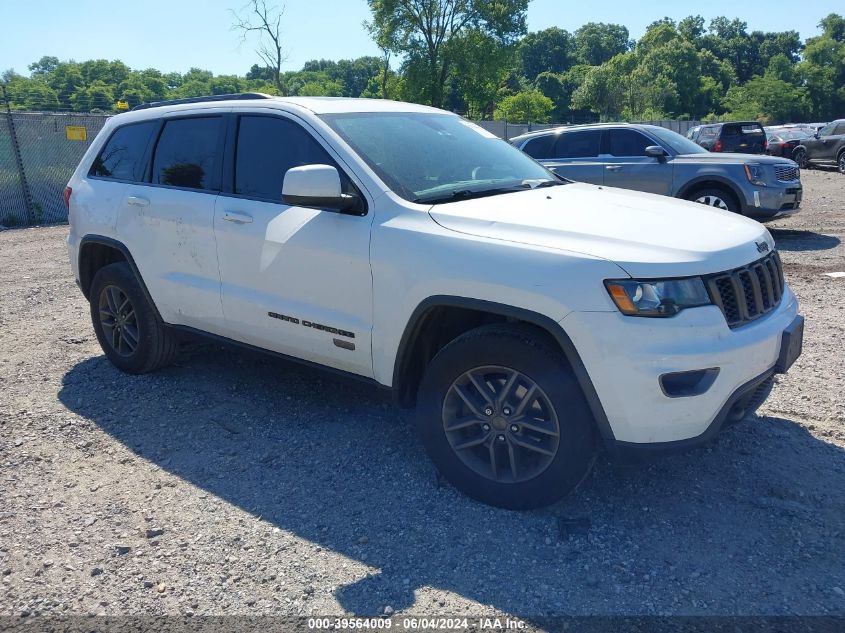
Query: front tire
89,262,177,374
687,187,739,213
793,148,809,169
416,324,596,510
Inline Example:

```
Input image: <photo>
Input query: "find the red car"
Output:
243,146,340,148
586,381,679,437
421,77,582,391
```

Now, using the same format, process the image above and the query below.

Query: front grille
706,251,784,328
774,164,799,182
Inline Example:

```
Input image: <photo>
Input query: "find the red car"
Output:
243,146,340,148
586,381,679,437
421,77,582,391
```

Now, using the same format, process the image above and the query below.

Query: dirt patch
1,169,844,620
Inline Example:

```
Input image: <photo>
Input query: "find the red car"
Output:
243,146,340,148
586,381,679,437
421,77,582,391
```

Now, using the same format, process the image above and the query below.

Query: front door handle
605,165,622,171
222,210,253,224
126,196,149,207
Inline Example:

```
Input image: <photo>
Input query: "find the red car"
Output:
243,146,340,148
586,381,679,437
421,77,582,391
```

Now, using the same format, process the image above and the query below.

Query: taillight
762,139,768,151
63,186,72,209
713,140,723,152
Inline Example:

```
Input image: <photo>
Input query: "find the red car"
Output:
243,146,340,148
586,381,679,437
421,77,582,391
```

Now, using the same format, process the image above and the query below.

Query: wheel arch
391,296,616,442
676,176,746,212
78,235,163,321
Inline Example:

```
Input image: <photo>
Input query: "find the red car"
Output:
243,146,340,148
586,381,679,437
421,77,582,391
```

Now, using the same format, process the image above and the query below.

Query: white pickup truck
66,95,804,509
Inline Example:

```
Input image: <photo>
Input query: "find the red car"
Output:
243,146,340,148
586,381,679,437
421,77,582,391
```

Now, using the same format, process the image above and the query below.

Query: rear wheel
416,324,596,510
793,147,809,169
89,262,177,374
838,151,845,175
687,187,739,213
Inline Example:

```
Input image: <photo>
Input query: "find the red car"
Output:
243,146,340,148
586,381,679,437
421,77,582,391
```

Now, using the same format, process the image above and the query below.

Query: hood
428,182,773,278
674,152,795,166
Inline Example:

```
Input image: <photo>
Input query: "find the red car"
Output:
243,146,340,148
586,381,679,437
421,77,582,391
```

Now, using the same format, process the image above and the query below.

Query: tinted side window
818,123,836,137
89,121,156,181
152,117,222,190
608,129,653,156
235,115,338,201
521,135,557,159
554,130,601,159
835,123,845,136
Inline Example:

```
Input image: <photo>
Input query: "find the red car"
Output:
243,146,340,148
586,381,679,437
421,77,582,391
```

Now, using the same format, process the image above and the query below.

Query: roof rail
131,93,273,111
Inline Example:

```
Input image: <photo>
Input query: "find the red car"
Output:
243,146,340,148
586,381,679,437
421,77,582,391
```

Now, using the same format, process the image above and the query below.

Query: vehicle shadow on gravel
770,228,840,252
59,348,845,617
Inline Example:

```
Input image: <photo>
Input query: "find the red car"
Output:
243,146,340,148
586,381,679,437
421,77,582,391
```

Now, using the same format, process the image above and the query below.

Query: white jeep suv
66,94,804,509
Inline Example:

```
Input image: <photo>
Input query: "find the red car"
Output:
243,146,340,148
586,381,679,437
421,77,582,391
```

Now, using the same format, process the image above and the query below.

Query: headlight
604,278,711,317
744,164,766,186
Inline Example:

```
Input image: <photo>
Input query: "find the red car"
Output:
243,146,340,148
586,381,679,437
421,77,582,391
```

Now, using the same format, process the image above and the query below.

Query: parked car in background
511,123,801,221
689,122,768,154
765,128,813,159
793,119,845,173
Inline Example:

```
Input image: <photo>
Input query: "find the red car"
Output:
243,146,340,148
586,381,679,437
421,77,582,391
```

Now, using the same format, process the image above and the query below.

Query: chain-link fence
0,111,109,228
0,110,703,228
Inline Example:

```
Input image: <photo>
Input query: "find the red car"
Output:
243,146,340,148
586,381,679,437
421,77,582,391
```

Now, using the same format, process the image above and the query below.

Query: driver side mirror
283,164,361,214
645,145,667,160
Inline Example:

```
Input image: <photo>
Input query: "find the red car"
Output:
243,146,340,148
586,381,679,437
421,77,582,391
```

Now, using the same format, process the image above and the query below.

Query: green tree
573,22,631,66
494,89,553,123
367,0,528,108
518,28,573,83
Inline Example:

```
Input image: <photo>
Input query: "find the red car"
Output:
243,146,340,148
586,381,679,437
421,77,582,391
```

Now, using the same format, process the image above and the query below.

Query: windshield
647,126,709,155
320,112,560,203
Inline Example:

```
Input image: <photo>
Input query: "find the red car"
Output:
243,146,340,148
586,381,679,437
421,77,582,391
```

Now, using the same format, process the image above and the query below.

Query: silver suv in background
511,124,802,222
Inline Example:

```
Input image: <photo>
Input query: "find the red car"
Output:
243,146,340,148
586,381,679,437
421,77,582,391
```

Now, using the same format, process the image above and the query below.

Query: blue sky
2,0,841,76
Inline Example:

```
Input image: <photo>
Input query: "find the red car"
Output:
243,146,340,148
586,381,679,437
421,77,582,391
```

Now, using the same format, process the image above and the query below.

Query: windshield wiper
414,180,563,205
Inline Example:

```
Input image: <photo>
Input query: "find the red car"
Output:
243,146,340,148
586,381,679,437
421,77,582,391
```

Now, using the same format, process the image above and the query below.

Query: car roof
114,94,446,124
510,122,668,144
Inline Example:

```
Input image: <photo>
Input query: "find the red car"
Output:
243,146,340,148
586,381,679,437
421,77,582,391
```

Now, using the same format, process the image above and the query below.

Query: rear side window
89,121,156,181
699,127,717,139
152,117,222,190
521,135,557,159
554,130,601,159
234,115,338,201
608,129,653,156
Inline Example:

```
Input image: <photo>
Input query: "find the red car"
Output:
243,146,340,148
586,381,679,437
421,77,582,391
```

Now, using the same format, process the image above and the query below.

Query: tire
838,151,845,175
89,262,177,374
416,324,596,510
687,187,739,213
793,147,809,169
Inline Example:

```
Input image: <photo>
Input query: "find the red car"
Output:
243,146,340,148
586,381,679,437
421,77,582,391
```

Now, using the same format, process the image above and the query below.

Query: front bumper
744,183,802,221
560,286,800,449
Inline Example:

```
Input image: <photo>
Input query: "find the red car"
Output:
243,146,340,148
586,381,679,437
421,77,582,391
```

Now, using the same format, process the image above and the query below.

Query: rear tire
416,324,596,510
838,151,845,175
687,187,739,213
89,262,177,374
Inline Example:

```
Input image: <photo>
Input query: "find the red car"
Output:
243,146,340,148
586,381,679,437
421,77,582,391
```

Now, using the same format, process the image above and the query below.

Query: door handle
605,165,622,171
222,210,253,224
126,196,149,207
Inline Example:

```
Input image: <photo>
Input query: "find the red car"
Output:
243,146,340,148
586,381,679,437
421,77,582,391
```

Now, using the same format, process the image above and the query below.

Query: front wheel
793,148,809,169
687,187,739,213
416,324,596,510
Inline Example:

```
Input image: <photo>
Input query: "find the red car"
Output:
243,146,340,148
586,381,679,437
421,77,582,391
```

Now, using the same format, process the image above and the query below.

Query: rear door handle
222,210,253,224
605,165,622,171
126,196,149,207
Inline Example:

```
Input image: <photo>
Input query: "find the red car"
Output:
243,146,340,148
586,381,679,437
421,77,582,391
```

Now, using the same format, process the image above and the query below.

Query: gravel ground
1,169,844,623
